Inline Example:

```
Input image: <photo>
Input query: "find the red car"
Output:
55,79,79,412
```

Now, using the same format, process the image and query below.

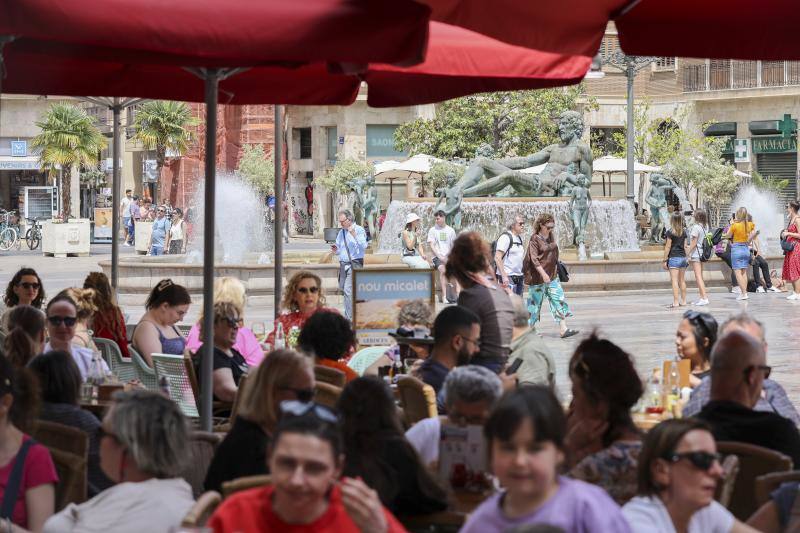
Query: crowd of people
120,189,188,256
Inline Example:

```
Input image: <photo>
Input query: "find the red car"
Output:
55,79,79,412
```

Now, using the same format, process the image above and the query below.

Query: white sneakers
756,286,766,293
737,294,749,301
692,298,709,306
731,286,741,294
769,286,782,293
788,293,799,300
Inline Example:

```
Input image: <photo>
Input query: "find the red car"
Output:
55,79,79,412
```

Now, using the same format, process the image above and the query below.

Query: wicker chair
181,491,222,527
176,324,193,338
48,448,88,511
184,354,233,418
755,470,800,506
314,364,346,388
179,431,223,498
93,337,135,382
152,353,200,418
717,441,793,520
31,420,88,460
221,474,272,499
314,382,342,410
128,346,158,390
715,454,740,509
396,376,438,426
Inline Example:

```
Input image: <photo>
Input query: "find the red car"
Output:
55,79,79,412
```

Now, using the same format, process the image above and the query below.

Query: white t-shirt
689,224,706,261
405,416,442,465
169,219,184,241
427,225,456,259
44,342,110,381
495,232,524,276
622,495,734,533
120,196,131,218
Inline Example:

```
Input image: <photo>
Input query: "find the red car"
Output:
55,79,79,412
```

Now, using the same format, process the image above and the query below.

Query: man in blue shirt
332,209,366,321
147,205,171,256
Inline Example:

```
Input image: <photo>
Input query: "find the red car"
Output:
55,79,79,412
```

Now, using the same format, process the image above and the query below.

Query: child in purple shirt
460,386,630,533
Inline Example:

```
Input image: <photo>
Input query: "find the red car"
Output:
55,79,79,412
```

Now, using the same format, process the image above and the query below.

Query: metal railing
683,60,800,92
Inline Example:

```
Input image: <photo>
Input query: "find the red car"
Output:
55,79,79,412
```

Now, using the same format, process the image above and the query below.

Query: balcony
684,60,800,92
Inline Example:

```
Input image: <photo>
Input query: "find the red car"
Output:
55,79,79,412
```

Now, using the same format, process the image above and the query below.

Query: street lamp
601,51,656,204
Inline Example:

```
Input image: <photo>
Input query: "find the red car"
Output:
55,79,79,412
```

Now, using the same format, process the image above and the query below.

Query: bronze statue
645,173,677,244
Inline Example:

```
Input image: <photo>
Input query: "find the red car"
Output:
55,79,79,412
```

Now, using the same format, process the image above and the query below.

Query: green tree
426,161,465,196
317,158,373,194
131,100,199,205
236,144,274,195
393,86,594,159
32,103,107,218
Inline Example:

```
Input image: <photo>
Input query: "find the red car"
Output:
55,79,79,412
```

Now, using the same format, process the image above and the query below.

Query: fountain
730,185,785,256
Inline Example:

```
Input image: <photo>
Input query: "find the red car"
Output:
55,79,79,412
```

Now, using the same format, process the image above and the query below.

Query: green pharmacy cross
778,114,797,138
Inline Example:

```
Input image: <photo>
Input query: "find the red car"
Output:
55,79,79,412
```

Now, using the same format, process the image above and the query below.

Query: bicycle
0,210,19,251
25,218,43,250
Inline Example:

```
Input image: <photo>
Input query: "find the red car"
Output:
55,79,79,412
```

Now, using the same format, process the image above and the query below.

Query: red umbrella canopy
418,0,800,61
365,22,592,107
0,0,431,66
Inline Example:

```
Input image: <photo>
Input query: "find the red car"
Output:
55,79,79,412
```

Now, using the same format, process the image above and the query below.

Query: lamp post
601,51,656,204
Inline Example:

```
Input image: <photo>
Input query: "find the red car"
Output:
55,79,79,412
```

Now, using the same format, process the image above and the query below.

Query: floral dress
568,440,642,505
783,223,800,282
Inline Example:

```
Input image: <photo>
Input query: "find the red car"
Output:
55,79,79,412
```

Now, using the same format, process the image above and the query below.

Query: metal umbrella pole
273,105,283,319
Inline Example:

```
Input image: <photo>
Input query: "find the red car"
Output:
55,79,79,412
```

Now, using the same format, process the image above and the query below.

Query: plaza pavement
2,243,798,400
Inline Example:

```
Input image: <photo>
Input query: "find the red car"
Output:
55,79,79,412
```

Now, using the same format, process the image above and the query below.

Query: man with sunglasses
332,209,366,321
146,205,171,256
696,330,800,467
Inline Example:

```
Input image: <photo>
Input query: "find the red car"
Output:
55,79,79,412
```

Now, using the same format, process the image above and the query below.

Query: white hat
405,213,421,225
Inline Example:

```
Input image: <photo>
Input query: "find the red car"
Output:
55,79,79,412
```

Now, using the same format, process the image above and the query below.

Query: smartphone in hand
505,358,523,375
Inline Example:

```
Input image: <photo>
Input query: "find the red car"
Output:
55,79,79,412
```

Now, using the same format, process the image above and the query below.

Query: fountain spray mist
730,185,784,256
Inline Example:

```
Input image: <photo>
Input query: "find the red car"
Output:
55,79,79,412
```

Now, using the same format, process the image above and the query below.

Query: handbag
781,221,795,254
556,261,569,283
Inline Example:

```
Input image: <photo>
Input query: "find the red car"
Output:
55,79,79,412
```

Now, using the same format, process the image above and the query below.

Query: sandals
560,329,579,339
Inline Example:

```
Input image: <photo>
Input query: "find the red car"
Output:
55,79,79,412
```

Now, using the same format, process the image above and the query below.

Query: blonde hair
198,301,240,342
670,212,684,237
197,277,246,326
735,207,748,222
281,271,325,313
60,288,98,321
236,349,313,431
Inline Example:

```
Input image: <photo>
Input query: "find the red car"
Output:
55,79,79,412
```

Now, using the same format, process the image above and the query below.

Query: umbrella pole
111,99,121,289
200,69,219,431
274,106,283,320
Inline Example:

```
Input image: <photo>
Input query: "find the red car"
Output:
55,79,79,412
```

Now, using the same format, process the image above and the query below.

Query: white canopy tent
373,154,445,200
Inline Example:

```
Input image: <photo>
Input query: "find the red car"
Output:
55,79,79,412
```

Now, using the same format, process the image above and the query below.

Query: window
299,128,312,159
598,36,620,60
326,126,338,163
366,124,406,158
653,57,676,72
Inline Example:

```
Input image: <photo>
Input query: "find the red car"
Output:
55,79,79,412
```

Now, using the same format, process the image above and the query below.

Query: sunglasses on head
666,451,721,471
47,315,77,327
280,399,337,423
297,286,319,294
17,282,40,290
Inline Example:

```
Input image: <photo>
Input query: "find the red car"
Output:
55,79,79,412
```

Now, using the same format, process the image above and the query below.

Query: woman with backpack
687,209,710,306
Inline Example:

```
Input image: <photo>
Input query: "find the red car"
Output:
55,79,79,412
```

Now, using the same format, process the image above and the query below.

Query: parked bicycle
25,218,43,250
0,210,19,251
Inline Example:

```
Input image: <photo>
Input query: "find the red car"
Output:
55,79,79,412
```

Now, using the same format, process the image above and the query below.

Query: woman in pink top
186,277,263,366
0,354,58,531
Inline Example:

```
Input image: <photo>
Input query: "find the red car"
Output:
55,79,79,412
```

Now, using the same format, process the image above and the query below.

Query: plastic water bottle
88,352,105,401
273,323,286,350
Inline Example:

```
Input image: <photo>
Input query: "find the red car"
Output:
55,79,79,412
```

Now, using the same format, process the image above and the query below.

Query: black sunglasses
222,317,243,328
279,388,317,404
17,282,40,290
47,316,77,327
280,399,337,422
744,365,772,379
297,286,319,294
667,451,722,471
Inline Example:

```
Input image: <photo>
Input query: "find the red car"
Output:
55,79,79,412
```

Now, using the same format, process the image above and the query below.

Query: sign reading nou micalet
751,135,798,154
352,268,435,346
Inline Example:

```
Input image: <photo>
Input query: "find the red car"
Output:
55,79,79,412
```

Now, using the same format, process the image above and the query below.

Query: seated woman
186,277,263,366
297,310,358,383
406,365,503,468
265,271,332,348
565,333,644,505
84,272,130,359
1,267,45,333
461,386,629,533
338,377,448,516
4,305,46,368
43,391,195,533
209,402,406,532
28,350,114,496
60,287,100,353
197,302,249,402
204,349,314,493
44,293,110,380
676,310,718,387
131,279,191,366
623,418,757,533
358,299,433,376
0,354,57,532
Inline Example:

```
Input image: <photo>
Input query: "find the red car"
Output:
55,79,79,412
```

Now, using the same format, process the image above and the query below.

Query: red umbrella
418,0,800,60
364,22,592,107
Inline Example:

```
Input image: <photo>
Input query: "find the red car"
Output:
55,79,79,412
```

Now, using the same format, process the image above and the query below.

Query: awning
0,155,42,171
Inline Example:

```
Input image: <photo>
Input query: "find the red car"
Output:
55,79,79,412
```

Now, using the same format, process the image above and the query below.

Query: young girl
662,212,689,308
725,207,756,301
461,386,630,532
687,209,710,306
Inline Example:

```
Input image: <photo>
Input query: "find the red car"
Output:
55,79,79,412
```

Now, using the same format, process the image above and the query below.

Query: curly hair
445,232,491,287
59,288,98,322
281,271,325,313
83,272,118,314
533,213,555,234
4,268,45,309
559,110,585,138
297,310,354,361
396,299,433,328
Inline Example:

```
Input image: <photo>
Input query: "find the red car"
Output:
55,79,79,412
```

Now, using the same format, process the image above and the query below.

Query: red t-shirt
0,436,58,528
318,359,358,383
209,485,407,533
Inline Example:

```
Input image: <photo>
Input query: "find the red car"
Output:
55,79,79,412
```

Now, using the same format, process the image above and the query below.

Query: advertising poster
93,208,113,240
352,268,434,346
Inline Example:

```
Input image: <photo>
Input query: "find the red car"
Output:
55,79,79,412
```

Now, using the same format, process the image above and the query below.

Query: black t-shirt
212,347,249,386
666,229,687,258
418,357,450,412
204,417,269,493
696,400,800,466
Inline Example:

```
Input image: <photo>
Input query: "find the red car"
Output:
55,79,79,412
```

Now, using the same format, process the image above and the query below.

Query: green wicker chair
128,346,157,390
92,337,135,383
152,353,200,418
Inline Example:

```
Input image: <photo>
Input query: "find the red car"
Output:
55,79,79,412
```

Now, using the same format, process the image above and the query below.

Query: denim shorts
731,243,750,269
667,256,688,269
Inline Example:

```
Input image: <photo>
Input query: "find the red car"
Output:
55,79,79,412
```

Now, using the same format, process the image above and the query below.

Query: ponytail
0,354,39,432
3,328,37,369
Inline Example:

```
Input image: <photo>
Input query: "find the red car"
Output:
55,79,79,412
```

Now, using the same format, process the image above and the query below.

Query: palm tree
31,103,107,219
131,100,199,205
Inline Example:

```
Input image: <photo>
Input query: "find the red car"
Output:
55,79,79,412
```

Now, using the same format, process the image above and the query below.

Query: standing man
332,209,366,321
147,205,171,256
427,209,457,303
495,214,526,296
120,189,132,245
126,195,140,246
